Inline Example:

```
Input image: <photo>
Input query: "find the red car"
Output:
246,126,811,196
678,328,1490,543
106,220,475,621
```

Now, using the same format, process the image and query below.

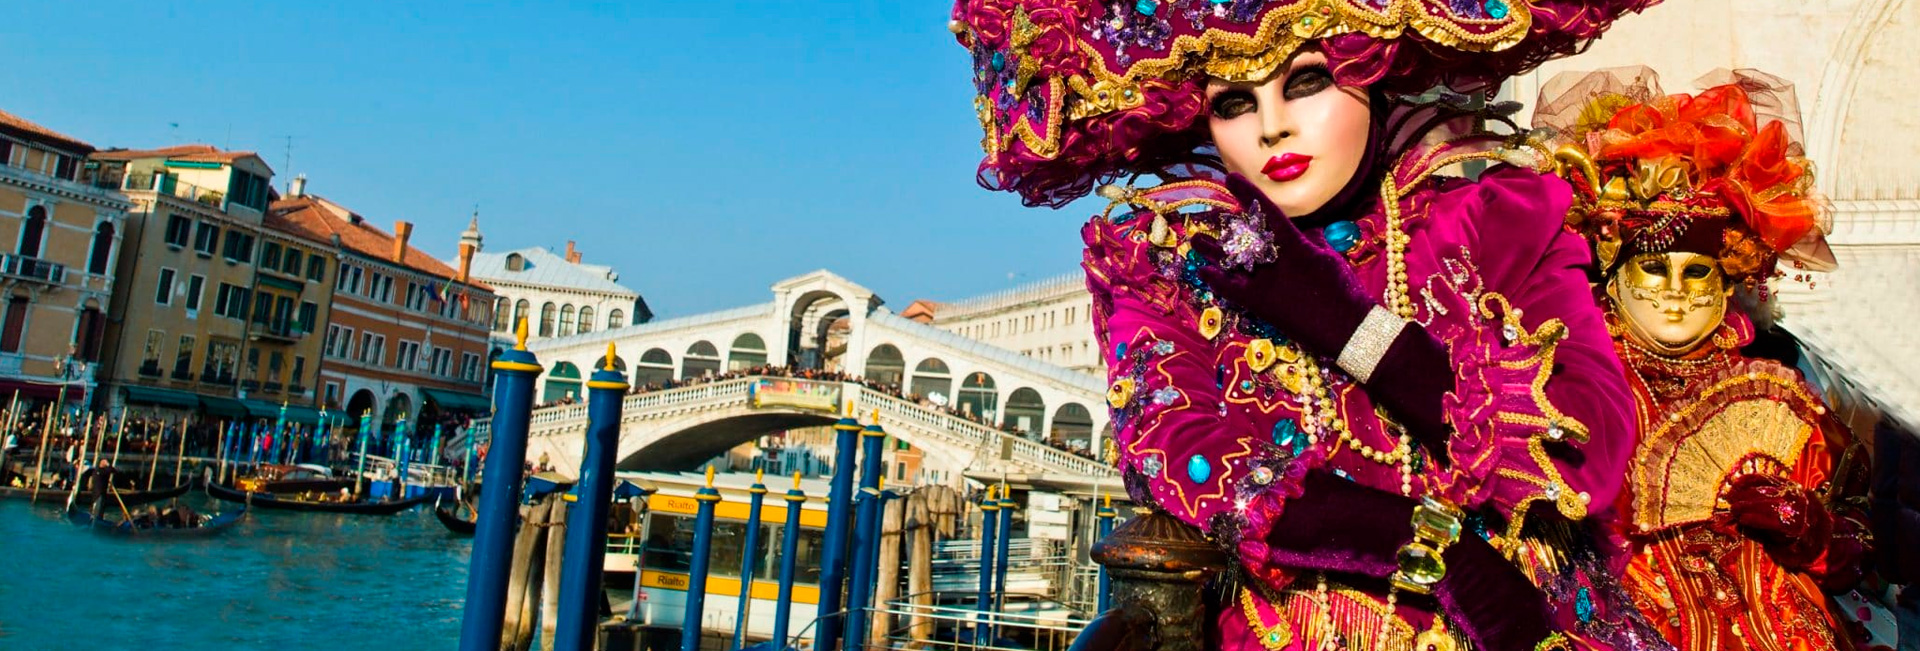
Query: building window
214,283,250,320
513,299,529,331
282,248,302,275
559,305,575,335
193,222,219,255
493,298,510,331
432,347,451,377
205,339,238,382
290,356,306,388
54,154,78,181
17,205,47,257
396,341,419,371
461,353,480,382
0,295,26,353
142,330,165,367
184,275,205,312
164,215,192,248
298,301,317,333
251,291,274,324
173,335,195,378
154,268,176,305
222,230,254,262
306,255,326,283
260,242,282,270
577,306,594,334
539,302,556,337
86,222,116,274
608,309,625,330
324,382,340,409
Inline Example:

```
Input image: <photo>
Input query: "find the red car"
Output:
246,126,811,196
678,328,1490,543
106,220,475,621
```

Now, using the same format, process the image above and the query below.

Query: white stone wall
482,279,640,341
929,274,1104,376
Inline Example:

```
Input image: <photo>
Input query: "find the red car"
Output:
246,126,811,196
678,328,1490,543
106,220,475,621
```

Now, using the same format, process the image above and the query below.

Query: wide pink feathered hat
952,0,1661,206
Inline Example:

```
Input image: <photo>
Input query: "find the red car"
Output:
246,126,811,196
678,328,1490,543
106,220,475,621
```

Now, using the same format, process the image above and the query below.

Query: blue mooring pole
682,467,723,651
772,473,805,649
814,408,863,650
842,419,889,651
994,485,1015,624
554,344,629,651
1095,494,1117,613
974,486,1000,644
457,319,542,651
731,470,768,650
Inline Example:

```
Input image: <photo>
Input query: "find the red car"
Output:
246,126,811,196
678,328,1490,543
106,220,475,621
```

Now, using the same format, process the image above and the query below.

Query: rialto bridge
470,270,1114,483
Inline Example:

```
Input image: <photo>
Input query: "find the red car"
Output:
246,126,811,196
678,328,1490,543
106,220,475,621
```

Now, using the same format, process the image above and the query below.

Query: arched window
539,302,556,337
682,341,721,379
87,222,115,275
577,306,594,334
1050,403,1095,451
559,304,575,336
865,344,905,386
635,348,674,387
512,299,529,332
543,361,582,403
958,372,998,421
608,309,625,330
493,297,510,331
910,358,952,403
18,206,46,257
505,253,526,271
1004,388,1046,436
727,333,768,371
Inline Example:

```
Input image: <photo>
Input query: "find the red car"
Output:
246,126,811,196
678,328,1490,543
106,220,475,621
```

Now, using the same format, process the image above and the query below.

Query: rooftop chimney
458,242,476,283
393,220,414,263
565,240,581,264
289,174,307,198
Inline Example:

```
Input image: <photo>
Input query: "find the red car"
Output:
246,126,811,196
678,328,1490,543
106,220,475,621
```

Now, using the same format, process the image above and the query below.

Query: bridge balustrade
469,376,1113,478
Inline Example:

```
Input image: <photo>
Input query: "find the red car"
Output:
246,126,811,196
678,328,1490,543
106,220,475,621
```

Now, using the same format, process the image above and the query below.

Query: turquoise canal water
0,495,471,650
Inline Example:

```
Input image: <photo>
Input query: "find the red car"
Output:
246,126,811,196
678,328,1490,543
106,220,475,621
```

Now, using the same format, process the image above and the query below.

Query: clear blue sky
2,2,1094,317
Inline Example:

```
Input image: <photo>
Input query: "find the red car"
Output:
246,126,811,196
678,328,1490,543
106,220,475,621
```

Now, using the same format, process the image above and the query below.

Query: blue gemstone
1210,0,1230,4
1575,586,1594,623
1484,0,1509,18
1115,342,1128,357
1135,0,1159,15
990,51,1006,71
1324,220,1361,253
1186,455,1211,483
1272,419,1305,455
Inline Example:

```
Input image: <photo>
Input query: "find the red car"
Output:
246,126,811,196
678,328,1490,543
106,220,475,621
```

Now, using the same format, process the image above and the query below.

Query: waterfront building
91,144,290,421
0,110,132,410
267,182,496,445
919,274,1101,378
466,239,650,354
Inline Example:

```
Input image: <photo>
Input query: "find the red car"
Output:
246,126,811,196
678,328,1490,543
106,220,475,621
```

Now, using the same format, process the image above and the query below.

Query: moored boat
205,481,432,515
2,481,192,506
434,499,477,536
66,505,247,537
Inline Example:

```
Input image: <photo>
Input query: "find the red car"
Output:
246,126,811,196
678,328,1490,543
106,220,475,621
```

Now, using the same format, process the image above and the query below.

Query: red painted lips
1262,153,1312,182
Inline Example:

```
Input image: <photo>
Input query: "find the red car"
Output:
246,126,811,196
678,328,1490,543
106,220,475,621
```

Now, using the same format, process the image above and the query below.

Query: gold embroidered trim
1476,292,1591,542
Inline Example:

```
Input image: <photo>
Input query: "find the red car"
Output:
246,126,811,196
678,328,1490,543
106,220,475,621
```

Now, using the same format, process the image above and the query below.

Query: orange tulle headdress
1533,67,1833,282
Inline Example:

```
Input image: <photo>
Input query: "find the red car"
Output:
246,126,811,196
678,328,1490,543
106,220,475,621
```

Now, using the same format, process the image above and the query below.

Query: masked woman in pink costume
951,1,1668,650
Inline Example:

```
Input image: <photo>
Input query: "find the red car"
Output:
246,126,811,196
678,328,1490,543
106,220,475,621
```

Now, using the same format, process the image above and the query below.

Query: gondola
1,481,191,506
205,482,433,515
433,498,476,536
66,505,247,538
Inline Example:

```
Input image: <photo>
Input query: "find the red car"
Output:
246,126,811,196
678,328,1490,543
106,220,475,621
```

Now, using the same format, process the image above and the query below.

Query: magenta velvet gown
1084,154,1641,649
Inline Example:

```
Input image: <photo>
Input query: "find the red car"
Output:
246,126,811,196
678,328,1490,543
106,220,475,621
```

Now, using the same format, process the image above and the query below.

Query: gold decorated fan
1631,383,1819,530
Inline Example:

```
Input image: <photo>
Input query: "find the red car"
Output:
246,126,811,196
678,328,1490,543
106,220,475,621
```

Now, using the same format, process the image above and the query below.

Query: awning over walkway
121,385,200,409
422,387,492,414
198,396,248,420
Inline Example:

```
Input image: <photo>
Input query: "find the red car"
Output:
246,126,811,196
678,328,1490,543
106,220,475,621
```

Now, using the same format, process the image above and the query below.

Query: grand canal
0,496,470,650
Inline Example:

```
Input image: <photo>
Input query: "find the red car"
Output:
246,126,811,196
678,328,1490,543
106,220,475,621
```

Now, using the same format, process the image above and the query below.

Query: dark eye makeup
1284,64,1334,99
1210,89,1256,120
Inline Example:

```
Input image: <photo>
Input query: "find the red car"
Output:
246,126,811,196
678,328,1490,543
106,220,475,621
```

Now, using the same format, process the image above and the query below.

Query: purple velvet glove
1190,174,1454,452
1261,472,1553,651
1719,473,1834,570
